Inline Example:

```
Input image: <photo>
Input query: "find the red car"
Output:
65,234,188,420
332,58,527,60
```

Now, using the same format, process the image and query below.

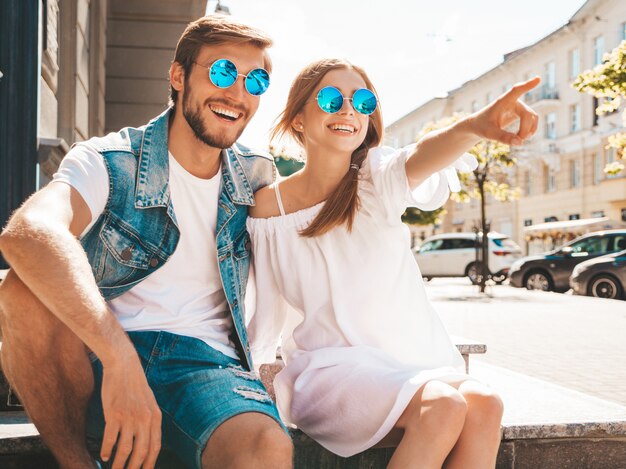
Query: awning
523,216,619,233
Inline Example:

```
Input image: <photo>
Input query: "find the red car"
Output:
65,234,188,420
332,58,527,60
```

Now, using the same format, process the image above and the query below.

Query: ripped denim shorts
86,331,287,469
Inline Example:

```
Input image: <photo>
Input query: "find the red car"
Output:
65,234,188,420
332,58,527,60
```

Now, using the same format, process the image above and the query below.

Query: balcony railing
525,85,560,105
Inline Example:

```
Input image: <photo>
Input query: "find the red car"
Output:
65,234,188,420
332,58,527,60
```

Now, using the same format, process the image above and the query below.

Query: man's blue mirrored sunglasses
196,58,270,96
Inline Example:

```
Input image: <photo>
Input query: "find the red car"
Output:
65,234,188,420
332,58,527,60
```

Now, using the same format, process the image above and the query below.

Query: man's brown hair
169,15,273,107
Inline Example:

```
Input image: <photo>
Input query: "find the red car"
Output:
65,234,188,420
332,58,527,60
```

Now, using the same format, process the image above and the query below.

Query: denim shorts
86,331,287,469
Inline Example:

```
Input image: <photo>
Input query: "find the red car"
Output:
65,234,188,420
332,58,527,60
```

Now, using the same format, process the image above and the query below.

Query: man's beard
182,82,248,149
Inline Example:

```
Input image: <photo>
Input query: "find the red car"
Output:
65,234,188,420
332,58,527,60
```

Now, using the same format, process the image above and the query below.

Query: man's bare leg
202,412,293,469
0,270,97,469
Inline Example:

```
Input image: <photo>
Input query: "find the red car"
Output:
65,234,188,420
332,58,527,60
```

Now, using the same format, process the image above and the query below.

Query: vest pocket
99,215,156,270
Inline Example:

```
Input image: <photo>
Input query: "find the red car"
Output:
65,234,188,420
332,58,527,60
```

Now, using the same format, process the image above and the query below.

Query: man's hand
470,76,541,146
100,354,162,469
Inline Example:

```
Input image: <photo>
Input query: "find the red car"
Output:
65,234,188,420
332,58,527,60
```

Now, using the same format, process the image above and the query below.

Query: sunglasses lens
352,89,377,115
245,68,270,96
210,59,237,88
317,86,343,113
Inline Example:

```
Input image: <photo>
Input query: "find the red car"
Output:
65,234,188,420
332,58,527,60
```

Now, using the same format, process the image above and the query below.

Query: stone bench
260,336,486,402
2,361,626,467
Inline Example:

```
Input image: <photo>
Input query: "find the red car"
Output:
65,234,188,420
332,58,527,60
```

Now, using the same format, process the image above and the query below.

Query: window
545,61,556,88
545,112,557,139
569,214,580,220
546,166,556,192
612,235,626,252
569,161,579,188
570,103,581,133
592,210,605,218
524,219,533,227
570,48,580,79
623,22,626,41
594,153,603,184
569,236,610,254
419,240,444,252
594,36,605,66
607,147,619,179
443,238,476,250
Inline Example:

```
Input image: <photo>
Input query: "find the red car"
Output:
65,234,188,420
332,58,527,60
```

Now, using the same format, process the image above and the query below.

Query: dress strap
274,182,286,216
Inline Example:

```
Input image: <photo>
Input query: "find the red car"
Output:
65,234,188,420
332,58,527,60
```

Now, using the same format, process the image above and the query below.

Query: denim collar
134,107,255,211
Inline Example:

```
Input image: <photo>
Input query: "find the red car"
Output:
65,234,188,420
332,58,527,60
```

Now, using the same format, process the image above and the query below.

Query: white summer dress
245,144,478,457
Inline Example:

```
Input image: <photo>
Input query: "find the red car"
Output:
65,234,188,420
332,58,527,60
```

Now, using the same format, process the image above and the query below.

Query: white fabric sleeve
366,144,478,219
52,143,110,237
244,236,291,371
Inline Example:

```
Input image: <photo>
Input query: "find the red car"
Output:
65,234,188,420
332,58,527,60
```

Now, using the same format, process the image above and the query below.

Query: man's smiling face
174,42,267,149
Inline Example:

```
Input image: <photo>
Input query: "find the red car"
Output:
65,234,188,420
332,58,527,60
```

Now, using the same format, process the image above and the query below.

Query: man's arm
0,182,161,469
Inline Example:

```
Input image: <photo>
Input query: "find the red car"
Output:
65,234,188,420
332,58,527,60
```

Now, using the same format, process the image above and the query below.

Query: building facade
385,0,626,254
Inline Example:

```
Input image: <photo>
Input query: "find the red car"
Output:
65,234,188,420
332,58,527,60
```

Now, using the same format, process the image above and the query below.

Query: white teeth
329,124,356,133
210,105,240,119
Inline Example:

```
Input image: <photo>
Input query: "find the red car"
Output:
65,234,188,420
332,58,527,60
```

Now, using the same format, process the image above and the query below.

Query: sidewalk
426,278,626,406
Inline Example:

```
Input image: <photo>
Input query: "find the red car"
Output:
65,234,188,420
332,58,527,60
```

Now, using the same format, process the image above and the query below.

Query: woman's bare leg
383,380,468,469
443,380,503,469
377,377,503,469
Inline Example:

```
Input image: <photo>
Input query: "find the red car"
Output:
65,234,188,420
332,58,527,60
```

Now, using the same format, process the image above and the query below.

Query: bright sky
210,0,588,151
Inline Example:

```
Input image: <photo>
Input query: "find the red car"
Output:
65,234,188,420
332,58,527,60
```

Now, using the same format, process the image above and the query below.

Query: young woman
247,58,539,468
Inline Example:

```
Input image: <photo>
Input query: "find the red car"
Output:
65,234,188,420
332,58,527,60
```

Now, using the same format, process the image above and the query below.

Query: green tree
401,207,445,226
572,40,626,175
269,144,304,177
418,114,521,293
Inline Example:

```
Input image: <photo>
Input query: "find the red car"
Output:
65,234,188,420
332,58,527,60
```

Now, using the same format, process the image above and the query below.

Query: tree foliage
269,144,304,177
572,40,626,175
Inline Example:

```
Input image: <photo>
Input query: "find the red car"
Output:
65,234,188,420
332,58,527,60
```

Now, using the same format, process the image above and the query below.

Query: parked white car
413,232,523,284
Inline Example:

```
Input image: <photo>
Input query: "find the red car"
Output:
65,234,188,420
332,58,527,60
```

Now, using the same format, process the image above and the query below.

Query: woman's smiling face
294,68,371,155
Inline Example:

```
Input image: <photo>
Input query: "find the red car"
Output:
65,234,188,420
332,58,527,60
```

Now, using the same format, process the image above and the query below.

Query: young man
0,15,292,469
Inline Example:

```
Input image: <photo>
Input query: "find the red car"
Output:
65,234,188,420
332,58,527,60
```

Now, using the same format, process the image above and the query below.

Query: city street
426,278,626,406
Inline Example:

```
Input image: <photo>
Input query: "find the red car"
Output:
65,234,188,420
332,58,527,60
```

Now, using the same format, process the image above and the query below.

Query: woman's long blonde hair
271,59,384,237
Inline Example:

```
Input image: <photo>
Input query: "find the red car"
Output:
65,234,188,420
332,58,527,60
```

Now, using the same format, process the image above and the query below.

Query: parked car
413,232,522,284
569,247,626,300
509,230,626,292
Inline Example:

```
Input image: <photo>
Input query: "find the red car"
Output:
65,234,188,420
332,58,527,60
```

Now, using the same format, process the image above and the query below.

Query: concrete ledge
0,413,45,455
4,362,626,468
471,361,626,439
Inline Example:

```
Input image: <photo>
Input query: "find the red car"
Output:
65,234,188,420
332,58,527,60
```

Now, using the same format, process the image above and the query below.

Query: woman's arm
405,76,541,190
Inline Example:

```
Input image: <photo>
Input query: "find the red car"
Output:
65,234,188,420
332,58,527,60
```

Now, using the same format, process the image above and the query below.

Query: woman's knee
460,381,504,426
402,380,467,434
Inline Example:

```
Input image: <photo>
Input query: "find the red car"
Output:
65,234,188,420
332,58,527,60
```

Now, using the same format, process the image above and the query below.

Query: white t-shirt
53,144,237,359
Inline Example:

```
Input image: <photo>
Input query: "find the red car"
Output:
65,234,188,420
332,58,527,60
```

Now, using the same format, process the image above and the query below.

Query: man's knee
221,426,293,469
248,425,293,465
202,414,293,469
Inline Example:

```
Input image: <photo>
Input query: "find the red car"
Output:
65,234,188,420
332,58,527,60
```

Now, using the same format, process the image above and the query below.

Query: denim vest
78,108,275,370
